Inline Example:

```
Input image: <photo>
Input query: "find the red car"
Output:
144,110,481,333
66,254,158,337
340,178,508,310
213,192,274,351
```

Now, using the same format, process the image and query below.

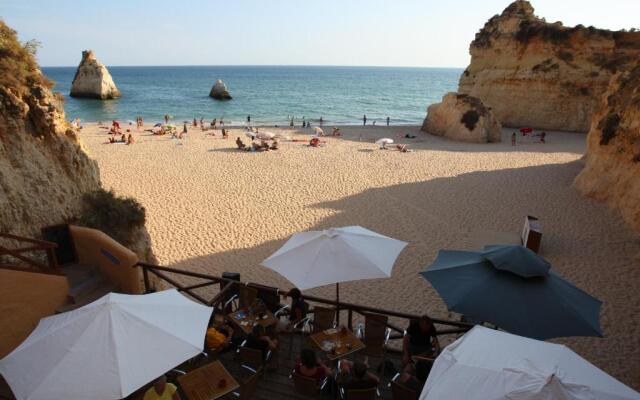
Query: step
67,273,109,302
56,281,118,314
60,263,99,288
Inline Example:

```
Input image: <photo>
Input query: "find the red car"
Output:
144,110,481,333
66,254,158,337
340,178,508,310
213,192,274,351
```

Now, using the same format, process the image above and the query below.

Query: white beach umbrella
375,138,394,148
0,289,212,400
256,131,275,140
420,326,640,400
313,126,324,136
262,226,407,305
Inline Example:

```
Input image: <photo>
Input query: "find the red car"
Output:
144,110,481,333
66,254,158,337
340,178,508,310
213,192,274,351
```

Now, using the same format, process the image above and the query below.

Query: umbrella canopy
256,131,275,140
313,127,324,136
0,289,212,400
421,245,602,339
375,138,394,146
262,226,407,290
421,326,640,400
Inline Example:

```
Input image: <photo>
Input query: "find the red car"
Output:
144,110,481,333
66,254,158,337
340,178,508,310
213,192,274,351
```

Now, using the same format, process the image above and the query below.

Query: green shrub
0,20,52,95
79,189,146,245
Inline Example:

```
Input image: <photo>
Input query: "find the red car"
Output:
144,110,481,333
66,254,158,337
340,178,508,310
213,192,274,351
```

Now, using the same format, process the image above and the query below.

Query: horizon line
40,63,467,69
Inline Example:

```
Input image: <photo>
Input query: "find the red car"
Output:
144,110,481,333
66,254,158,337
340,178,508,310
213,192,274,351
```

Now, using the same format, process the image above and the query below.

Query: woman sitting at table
295,348,332,384
402,315,440,366
278,288,308,332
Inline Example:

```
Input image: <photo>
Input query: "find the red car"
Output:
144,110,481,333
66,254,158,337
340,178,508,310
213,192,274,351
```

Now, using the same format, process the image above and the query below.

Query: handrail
0,232,60,273
135,262,474,335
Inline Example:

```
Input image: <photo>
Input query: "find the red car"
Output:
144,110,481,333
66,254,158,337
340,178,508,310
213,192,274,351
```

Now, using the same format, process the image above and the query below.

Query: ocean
42,66,462,126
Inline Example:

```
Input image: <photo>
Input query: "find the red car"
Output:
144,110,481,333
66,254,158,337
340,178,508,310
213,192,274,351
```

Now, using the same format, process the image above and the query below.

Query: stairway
56,264,119,313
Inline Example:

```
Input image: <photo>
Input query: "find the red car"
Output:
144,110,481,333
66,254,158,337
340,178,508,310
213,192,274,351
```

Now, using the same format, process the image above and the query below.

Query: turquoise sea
43,66,462,125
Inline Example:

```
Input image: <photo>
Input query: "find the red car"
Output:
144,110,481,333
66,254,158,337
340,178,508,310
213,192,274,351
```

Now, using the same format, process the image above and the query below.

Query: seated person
402,315,440,366
337,361,379,392
332,127,341,136
260,140,270,150
245,324,278,360
277,287,307,332
109,136,116,144
120,134,127,143
126,134,134,145
236,137,246,149
398,360,432,393
270,140,279,150
205,323,234,353
295,348,332,384
143,375,181,400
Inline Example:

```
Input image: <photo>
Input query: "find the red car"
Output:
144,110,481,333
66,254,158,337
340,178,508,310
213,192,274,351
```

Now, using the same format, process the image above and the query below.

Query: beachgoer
386,116,390,126
270,140,279,150
332,127,341,136
247,115,251,123
220,118,224,127
295,348,332,384
337,361,379,391
120,134,126,143
319,116,323,126
512,132,516,146
402,315,440,366
236,137,246,149
126,134,134,145
193,118,197,127
290,117,294,127
396,144,409,152
222,128,228,139
372,120,376,126
540,131,546,143
309,137,320,147
363,114,367,126
143,375,180,400
183,123,187,134
164,115,169,124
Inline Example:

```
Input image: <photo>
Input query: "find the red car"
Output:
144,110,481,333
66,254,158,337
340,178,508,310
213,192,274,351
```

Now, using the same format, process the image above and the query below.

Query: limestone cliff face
574,63,640,231
0,21,154,262
70,50,120,99
422,93,502,143
459,0,640,132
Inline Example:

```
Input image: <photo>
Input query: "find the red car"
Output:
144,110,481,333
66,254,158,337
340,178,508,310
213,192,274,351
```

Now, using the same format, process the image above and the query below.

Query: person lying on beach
396,144,412,153
404,134,417,139
236,137,247,149
309,137,320,147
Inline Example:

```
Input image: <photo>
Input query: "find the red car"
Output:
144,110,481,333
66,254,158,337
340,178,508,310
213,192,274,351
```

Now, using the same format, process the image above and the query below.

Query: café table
310,326,365,361
177,360,239,400
227,308,278,335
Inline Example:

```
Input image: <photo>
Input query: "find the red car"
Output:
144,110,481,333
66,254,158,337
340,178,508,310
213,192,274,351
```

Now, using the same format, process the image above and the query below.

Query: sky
2,0,638,68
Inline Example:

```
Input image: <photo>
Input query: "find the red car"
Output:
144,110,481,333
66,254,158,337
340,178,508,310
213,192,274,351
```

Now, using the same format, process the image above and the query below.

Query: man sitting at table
143,375,181,400
337,361,379,392
245,325,278,361
402,315,440,366
205,322,235,354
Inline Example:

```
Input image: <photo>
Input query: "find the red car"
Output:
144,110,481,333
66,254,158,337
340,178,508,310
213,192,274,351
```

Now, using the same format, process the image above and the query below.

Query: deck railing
135,262,473,340
0,233,61,274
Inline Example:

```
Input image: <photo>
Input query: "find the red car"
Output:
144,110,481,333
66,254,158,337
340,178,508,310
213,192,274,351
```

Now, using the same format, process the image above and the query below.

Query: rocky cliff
70,50,120,99
0,21,153,261
422,93,502,143
574,62,640,231
459,0,640,132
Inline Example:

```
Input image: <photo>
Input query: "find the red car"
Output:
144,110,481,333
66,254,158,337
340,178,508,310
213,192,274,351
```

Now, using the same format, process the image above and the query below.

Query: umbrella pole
336,283,340,326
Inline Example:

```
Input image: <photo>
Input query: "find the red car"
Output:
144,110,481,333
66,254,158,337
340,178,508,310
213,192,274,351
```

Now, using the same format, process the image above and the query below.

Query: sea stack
209,79,232,100
458,0,640,131
70,50,120,99
422,92,501,143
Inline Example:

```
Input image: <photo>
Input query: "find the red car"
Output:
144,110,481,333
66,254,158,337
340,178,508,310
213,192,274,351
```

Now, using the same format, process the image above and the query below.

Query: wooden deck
211,331,405,400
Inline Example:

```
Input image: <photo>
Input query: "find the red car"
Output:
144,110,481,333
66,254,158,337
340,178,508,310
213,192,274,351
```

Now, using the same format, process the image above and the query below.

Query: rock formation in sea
573,62,640,231
422,92,501,143
209,79,232,100
458,0,640,132
0,21,153,261
69,50,120,99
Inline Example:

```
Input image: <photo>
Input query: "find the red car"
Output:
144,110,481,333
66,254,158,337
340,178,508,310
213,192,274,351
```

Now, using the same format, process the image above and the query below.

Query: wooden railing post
348,309,353,331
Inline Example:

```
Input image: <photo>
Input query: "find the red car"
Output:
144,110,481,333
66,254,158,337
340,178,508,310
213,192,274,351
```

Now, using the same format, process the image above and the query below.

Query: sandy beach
80,123,639,388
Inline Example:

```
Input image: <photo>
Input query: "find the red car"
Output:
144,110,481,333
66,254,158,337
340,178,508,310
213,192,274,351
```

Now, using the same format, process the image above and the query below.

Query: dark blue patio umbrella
421,244,603,340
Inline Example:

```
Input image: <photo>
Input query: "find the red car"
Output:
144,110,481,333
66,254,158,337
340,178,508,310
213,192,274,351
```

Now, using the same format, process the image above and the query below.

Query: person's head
352,362,368,379
300,348,317,369
251,324,266,337
415,360,432,383
288,288,302,300
418,315,434,333
153,375,167,393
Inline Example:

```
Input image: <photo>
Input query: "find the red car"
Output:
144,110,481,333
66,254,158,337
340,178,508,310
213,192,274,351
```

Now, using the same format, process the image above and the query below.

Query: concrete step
56,280,118,314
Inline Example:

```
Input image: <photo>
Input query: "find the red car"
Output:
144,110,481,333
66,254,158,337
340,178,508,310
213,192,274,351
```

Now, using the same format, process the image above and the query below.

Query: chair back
345,387,377,400
239,286,258,309
391,381,418,400
239,346,264,370
239,368,262,400
363,313,388,355
293,372,319,396
313,306,336,332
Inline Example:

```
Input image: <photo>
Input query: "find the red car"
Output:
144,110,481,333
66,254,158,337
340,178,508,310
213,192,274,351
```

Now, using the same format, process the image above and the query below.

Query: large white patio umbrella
0,289,212,400
261,226,407,310
420,326,640,400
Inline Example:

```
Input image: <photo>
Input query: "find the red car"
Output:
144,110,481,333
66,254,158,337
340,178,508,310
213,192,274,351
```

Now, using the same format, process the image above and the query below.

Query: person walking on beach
302,116,306,128
319,116,323,126
363,114,367,126
290,117,294,128
386,116,390,126
164,114,169,124
247,115,251,123
511,132,516,146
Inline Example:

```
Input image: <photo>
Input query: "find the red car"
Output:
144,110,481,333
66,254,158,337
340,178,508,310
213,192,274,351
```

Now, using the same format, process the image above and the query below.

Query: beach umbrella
420,244,602,340
262,226,407,312
375,138,394,148
313,126,324,136
420,326,640,400
154,122,162,127
256,131,275,140
0,289,212,400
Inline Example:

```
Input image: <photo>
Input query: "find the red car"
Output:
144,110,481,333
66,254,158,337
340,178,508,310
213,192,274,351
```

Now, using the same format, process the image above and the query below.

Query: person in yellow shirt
205,324,234,352
143,375,181,400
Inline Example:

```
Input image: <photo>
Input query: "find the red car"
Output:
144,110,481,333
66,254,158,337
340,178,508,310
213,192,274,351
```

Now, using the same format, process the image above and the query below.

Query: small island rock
209,79,232,100
422,92,502,143
70,50,120,99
